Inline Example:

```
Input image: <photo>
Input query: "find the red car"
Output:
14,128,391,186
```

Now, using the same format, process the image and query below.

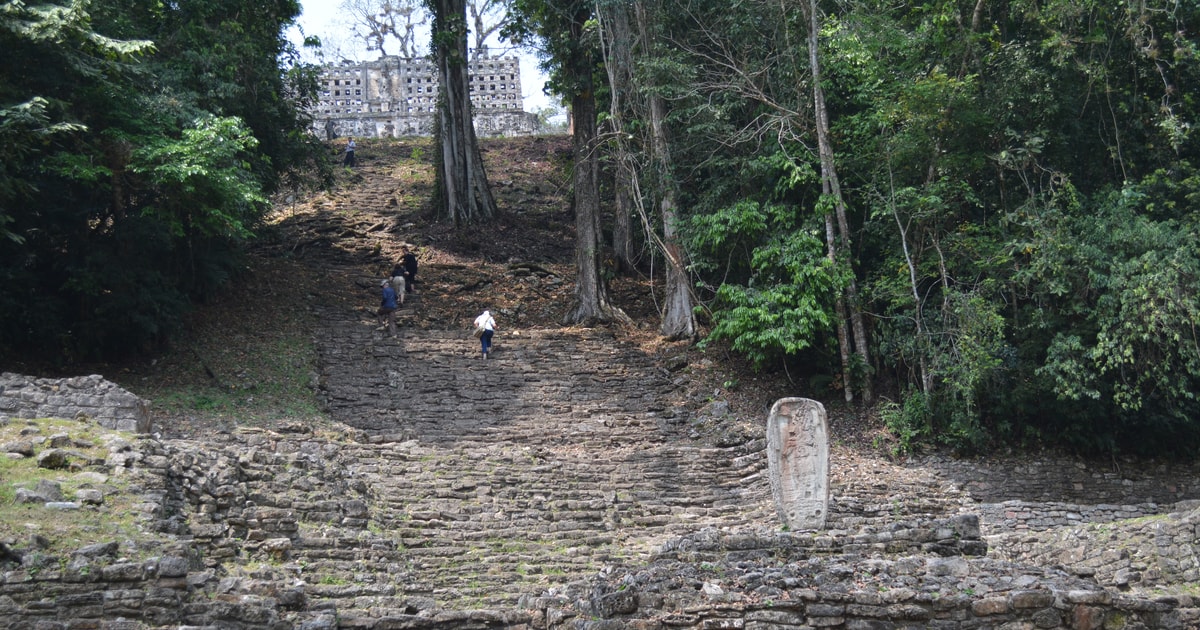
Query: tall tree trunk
562,52,629,326
885,157,933,396
638,0,695,341
802,0,872,403
599,0,636,272
431,0,497,225
658,196,695,340
826,213,854,402
612,158,636,272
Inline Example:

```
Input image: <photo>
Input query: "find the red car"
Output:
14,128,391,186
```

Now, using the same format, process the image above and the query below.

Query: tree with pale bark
467,0,510,59
507,0,629,326
341,0,427,58
597,0,695,340
426,0,498,224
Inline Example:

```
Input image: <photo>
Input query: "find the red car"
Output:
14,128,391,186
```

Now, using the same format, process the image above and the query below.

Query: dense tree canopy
5,0,1199,458
0,0,323,362
503,0,1200,457
661,0,1200,456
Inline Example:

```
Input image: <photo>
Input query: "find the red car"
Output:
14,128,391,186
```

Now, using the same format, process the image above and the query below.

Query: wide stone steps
205,428,777,611
315,327,690,449
290,294,985,614
240,158,990,618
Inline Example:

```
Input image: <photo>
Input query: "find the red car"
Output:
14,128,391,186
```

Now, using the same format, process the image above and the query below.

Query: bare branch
340,0,429,58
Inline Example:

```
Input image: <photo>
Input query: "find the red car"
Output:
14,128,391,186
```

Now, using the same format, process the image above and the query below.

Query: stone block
100,562,145,582
154,556,190,578
952,514,981,538
342,499,369,518
75,489,104,505
1010,590,1055,609
2,440,33,457
13,488,45,504
1071,605,1107,630
745,609,805,625
37,448,70,469
73,542,118,559
972,597,1009,616
1032,607,1062,628
765,398,829,531
594,588,639,618
885,603,932,621
702,618,744,629
806,603,845,617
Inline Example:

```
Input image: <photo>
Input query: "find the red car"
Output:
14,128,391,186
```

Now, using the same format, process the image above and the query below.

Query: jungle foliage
5,0,1200,458
676,0,1200,453
0,0,324,362
502,0,1200,457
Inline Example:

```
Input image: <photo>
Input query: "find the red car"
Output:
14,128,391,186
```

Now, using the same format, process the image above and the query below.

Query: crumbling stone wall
920,453,1199,506
2,376,1197,628
552,576,1183,630
0,372,151,433
532,522,1193,630
987,500,1200,593
4,422,1197,628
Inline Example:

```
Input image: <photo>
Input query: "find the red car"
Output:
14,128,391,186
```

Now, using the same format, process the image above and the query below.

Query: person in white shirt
474,310,496,359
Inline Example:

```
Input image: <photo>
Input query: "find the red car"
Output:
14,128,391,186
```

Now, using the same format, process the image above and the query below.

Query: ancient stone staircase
133,280,1197,628
191,151,785,616
243,145,1195,623
281,297,780,615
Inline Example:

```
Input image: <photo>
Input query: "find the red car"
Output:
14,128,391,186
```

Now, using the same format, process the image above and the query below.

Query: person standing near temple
343,137,356,167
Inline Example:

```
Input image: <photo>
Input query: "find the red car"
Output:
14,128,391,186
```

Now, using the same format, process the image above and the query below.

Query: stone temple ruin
314,55,539,139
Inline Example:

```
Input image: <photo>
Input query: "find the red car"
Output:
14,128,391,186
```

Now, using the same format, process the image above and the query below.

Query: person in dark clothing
390,264,406,305
401,246,418,293
343,137,356,167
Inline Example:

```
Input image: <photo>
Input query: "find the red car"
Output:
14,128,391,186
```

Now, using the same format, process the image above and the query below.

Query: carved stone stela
766,397,830,530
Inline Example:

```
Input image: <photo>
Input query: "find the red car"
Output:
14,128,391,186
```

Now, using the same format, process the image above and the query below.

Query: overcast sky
288,0,556,112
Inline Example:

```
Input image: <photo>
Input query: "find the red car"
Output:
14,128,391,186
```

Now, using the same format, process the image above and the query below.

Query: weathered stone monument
765,397,829,530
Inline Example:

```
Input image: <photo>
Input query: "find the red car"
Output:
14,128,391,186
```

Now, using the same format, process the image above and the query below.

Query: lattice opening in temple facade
313,55,539,139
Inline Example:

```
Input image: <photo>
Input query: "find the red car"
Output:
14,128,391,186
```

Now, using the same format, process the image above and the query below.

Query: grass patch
0,418,147,560
145,335,322,422
115,255,328,430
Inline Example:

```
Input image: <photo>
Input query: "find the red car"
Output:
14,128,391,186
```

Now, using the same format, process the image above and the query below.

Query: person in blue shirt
378,279,398,336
